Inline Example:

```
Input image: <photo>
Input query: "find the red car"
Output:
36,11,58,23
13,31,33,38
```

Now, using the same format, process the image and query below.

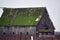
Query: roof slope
0,7,45,26
36,8,55,30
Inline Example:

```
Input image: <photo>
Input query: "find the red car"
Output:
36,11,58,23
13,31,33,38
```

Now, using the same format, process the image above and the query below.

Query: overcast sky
0,0,60,32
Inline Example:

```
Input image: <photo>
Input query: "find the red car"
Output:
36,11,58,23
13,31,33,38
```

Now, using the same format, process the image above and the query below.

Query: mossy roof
0,7,45,26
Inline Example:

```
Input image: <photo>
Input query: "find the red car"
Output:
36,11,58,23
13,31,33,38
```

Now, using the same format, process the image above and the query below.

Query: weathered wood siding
0,26,36,35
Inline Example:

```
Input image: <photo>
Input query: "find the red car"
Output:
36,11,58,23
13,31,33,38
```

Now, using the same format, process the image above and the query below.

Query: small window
26,32,28,35
44,25,48,30
3,32,6,35
13,32,15,34
20,32,22,34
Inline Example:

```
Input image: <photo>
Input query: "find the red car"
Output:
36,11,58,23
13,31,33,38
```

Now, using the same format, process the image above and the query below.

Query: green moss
39,29,53,32
0,8,44,26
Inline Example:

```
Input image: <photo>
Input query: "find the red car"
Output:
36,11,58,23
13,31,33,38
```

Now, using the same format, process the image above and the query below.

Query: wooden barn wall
0,26,36,35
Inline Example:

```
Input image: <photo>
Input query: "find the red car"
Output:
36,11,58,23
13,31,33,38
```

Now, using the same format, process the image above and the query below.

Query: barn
0,7,55,35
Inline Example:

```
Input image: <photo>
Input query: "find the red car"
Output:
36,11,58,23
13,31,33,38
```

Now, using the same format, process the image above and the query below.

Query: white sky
0,0,60,32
